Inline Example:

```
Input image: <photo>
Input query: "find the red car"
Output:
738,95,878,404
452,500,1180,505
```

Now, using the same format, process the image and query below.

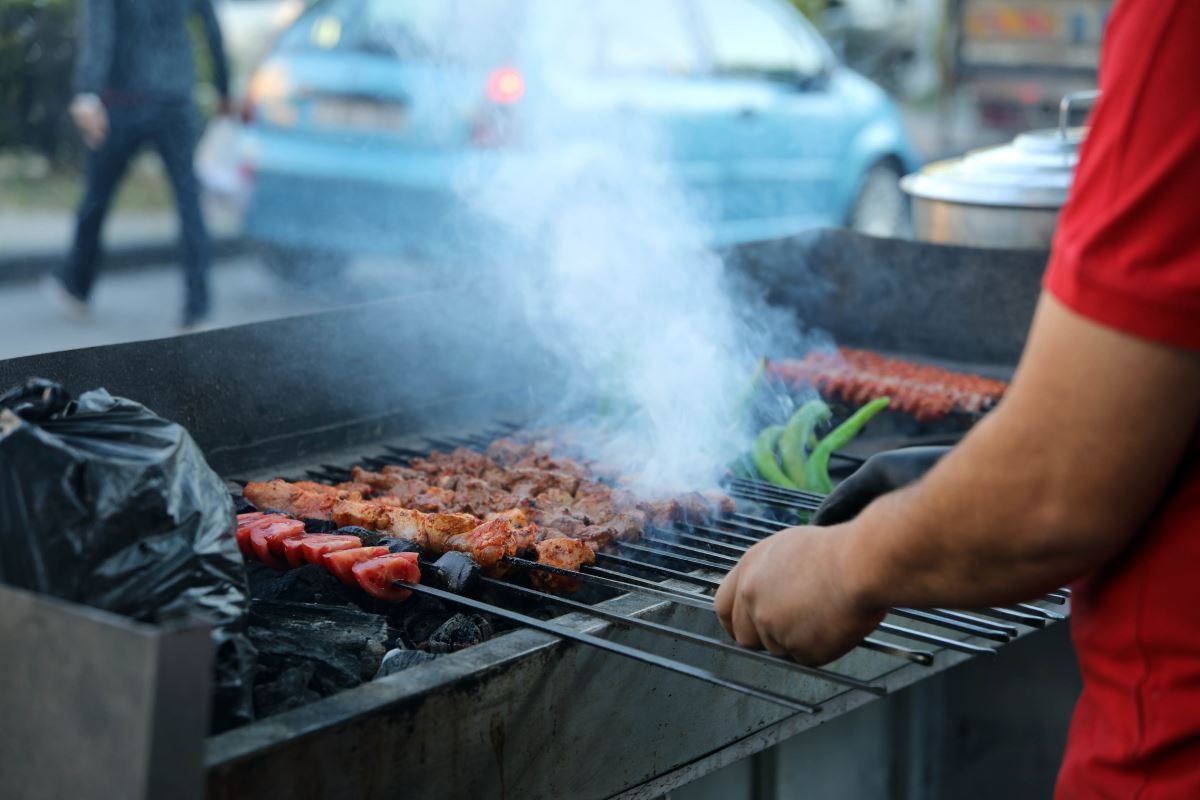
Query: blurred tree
0,0,78,163
790,0,830,24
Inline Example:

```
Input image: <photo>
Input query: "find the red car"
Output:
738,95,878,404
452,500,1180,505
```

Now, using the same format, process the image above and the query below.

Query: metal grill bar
727,478,827,504
483,577,887,696
877,623,996,656
640,535,742,566
890,609,1012,642
861,637,935,665
595,553,724,591
396,581,819,714
619,542,738,572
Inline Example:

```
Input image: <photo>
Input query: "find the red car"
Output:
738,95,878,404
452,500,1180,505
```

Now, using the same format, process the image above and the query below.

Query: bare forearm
833,295,1200,612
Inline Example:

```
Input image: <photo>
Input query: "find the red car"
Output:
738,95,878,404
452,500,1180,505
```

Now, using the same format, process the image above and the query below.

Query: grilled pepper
752,425,799,488
804,397,891,493
779,399,832,487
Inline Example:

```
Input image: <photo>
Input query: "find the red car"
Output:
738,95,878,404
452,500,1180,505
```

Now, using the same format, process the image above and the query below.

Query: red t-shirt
1045,1,1200,797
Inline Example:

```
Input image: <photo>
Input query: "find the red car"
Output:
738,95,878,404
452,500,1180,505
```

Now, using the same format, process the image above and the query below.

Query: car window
277,0,521,65
695,0,825,80
594,0,701,75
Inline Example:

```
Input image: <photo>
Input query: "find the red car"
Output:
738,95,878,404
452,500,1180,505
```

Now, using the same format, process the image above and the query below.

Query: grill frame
0,229,1068,799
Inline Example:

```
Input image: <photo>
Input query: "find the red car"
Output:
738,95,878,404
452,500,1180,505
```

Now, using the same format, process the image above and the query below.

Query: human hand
216,96,234,117
70,94,108,150
714,526,885,665
811,446,950,526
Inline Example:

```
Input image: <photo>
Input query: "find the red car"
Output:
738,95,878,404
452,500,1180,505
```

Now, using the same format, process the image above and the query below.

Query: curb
0,236,248,284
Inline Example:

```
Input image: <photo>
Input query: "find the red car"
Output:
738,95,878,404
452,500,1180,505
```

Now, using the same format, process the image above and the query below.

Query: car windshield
277,0,521,65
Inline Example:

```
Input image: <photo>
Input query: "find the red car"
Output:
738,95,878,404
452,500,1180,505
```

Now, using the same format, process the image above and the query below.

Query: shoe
42,275,90,321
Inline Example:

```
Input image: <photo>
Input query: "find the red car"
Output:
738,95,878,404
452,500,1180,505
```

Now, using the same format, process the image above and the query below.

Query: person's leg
56,106,141,300
151,101,211,323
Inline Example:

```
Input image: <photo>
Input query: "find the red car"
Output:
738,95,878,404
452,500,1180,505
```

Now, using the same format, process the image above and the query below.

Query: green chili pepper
779,399,832,486
804,397,891,493
752,425,799,488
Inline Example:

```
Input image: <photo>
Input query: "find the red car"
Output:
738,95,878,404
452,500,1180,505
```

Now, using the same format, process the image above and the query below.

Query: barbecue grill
0,229,1078,799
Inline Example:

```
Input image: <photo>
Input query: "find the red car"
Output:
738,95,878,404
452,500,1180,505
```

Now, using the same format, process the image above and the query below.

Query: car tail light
485,67,525,105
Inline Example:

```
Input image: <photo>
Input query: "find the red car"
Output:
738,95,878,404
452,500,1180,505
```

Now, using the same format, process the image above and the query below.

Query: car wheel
848,162,911,239
259,244,350,286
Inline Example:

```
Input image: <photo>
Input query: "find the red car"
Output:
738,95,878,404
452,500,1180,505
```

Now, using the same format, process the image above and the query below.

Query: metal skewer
595,553,724,591
395,580,819,714
483,577,886,696
503,557,716,611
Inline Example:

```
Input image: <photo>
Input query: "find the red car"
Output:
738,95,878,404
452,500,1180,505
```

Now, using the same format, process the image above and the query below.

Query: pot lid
901,125,1086,209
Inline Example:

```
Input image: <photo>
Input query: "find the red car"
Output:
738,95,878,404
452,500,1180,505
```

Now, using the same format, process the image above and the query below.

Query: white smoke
450,17,807,495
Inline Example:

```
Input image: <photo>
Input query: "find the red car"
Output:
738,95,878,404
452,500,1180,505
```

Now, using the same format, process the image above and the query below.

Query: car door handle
738,107,760,120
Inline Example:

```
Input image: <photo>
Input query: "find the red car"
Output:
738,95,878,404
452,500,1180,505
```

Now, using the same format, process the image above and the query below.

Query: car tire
848,161,912,239
259,244,350,286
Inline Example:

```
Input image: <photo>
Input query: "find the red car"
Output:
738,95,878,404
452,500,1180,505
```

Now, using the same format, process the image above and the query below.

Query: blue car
239,0,919,279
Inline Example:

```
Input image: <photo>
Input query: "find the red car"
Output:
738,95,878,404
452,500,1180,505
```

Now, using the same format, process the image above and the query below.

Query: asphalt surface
0,253,450,361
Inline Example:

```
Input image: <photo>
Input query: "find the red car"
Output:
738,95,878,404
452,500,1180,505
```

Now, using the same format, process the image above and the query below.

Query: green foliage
0,0,79,161
789,0,829,23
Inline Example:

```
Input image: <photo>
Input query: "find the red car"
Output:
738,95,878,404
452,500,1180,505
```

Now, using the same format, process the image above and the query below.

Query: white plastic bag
195,117,249,212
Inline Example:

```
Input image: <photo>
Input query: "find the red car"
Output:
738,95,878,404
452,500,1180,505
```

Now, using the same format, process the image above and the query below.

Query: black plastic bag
0,378,255,729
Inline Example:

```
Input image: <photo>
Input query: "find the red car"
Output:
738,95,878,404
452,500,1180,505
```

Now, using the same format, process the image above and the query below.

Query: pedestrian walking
46,0,230,328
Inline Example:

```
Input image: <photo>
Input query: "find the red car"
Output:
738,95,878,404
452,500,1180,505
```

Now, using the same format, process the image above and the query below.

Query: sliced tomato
248,519,305,568
322,546,390,587
236,513,290,559
266,524,309,562
352,552,421,602
299,535,364,566
281,535,327,568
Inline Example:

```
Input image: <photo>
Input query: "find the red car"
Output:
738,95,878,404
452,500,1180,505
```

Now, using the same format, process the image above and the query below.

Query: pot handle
1059,90,1101,139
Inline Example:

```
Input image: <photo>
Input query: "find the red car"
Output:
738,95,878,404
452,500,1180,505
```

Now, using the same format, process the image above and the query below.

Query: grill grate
234,424,1071,715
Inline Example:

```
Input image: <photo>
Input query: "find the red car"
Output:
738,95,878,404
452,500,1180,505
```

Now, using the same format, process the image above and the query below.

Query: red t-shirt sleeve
1044,0,1200,351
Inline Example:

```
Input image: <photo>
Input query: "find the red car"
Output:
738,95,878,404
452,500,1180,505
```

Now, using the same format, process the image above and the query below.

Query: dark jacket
73,0,229,102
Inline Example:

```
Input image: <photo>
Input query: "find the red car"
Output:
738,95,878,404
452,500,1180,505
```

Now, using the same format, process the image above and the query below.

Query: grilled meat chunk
442,518,521,576
530,538,596,593
244,479,366,520
331,498,478,551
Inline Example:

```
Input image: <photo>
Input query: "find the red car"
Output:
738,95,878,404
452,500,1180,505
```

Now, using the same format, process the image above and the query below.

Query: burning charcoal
430,551,480,595
374,648,437,679
247,563,356,607
303,518,338,533
248,601,390,713
427,613,494,654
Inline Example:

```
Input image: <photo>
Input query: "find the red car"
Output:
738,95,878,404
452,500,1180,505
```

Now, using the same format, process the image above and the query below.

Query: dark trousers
58,99,210,316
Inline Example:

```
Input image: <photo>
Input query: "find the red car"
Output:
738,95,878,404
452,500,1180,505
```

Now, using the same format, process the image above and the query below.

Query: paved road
0,254,453,361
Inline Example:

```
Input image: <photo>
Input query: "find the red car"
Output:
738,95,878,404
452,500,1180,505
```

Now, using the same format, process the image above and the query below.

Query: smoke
453,74,805,495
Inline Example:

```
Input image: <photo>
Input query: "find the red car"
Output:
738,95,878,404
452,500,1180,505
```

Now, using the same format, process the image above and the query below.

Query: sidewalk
0,202,245,283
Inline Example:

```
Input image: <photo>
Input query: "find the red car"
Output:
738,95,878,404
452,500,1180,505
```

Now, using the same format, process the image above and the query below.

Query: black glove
812,446,951,526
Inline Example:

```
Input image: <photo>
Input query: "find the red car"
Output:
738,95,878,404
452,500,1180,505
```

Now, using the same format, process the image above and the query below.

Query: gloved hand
811,446,951,526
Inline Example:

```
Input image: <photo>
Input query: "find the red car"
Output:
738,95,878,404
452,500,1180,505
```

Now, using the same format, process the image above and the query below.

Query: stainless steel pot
901,91,1097,249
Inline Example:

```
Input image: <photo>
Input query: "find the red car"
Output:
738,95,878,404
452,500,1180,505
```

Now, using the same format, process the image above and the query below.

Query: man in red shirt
715,1,1200,796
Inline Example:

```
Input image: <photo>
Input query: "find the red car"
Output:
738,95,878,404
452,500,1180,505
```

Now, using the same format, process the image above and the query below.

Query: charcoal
378,537,423,555
334,525,378,543
248,600,390,715
303,518,338,533
427,613,494,653
231,495,257,515
374,648,437,679
430,551,480,595
248,563,356,607
401,610,448,647
254,662,322,717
